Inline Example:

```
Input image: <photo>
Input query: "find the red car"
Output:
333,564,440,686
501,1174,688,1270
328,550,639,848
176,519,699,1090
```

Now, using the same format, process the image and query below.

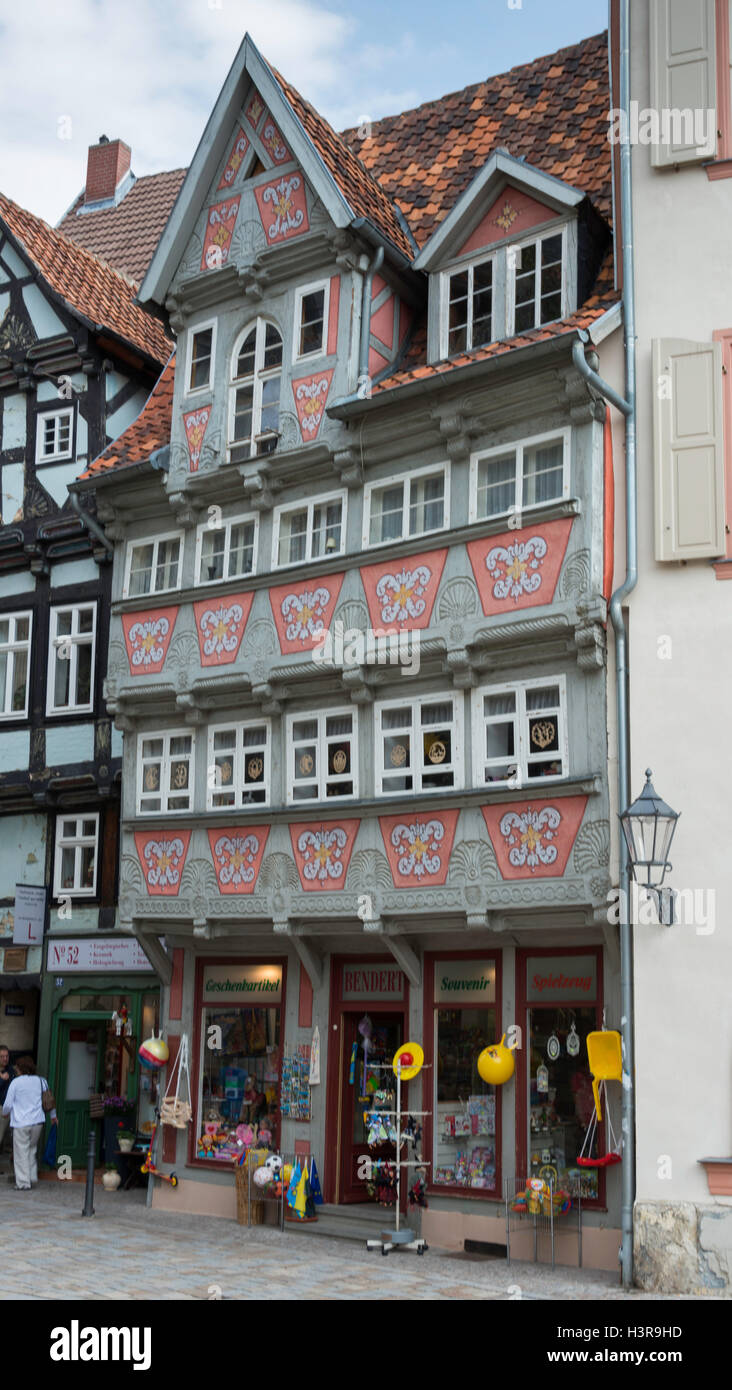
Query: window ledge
704,159,732,181
711,558,732,579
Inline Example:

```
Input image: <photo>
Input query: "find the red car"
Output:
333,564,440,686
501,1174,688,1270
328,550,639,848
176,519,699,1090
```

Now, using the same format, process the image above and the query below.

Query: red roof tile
58,169,186,281
0,192,172,365
79,353,175,479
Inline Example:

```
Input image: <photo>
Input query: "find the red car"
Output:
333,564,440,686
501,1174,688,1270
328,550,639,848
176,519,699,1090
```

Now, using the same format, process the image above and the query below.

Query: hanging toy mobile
577,1029,623,1168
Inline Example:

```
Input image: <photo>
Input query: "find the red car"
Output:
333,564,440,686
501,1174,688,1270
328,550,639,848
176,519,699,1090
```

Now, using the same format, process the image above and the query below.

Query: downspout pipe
358,245,384,386
68,489,113,556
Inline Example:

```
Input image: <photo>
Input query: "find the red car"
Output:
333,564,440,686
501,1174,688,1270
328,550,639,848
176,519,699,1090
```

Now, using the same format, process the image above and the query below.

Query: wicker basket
235,1164,266,1226
160,1097,192,1128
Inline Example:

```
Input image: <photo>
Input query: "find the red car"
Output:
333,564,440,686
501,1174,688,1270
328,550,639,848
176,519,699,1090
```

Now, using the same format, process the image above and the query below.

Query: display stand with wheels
366,1043,430,1258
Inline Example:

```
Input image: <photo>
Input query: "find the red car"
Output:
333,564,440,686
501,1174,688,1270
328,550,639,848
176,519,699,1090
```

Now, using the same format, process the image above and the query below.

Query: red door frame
515,945,606,1209
188,954,288,1170
422,949,503,1202
324,955,410,1205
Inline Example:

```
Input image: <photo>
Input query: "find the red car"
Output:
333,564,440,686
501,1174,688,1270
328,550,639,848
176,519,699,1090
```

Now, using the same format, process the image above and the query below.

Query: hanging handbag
40,1078,55,1114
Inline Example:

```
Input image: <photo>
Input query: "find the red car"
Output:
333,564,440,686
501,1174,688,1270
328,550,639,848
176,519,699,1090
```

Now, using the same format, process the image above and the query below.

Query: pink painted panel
378,809,459,888
269,572,345,653
122,606,179,675
218,128,249,190
200,197,241,271
480,795,588,879
254,172,309,245
260,111,291,165
183,405,211,473
368,345,389,377
291,368,334,441
245,91,265,129
458,187,560,255
327,275,340,354
370,293,394,352
360,548,447,635
134,830,192,896
466,518,573,616
193,591,255,667
206,826,270,894
288,819,360,891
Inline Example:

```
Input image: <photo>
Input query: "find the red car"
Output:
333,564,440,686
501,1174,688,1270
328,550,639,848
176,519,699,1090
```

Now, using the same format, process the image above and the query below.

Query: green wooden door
56,1021,105,1167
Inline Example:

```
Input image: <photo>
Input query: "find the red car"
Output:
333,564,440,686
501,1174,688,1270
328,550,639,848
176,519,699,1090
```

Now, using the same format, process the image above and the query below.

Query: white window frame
285,706,359,805
468,427,570,524
507,226,567,337
122,531,184,600
46,602,97,717
185,318,217,396
292,278,330,363
206,719,271,810
471,674,568,789
226,317,283,461
0,609,32,720
35,406,75,464
362,462,450,549
272,488,347,569
439,252,496,358
136,729,195,816
53,812,100,898
374,693,464,796
194,512,259,586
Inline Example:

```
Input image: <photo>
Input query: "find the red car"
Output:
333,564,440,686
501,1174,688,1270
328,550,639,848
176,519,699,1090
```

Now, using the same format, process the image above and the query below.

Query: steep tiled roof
0,192,172,365
58,169,187,281
272,69,415,260
341,31,611,248
78,354,175,479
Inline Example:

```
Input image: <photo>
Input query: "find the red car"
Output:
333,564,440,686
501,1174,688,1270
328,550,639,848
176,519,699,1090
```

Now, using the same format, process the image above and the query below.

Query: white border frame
194,512,259,586
272,488,348,569
136,728,196,816
439,252,496,359
206,717,271,810
46,601,97,717
53,811,100,898
35,405,75,465
292,277,331,364
285,706,359,805
374,692,464,795
122,530,184,600
470,673,568,789
0,609,32,720
185,318,217,397
468,427,570,525
362,462,451,550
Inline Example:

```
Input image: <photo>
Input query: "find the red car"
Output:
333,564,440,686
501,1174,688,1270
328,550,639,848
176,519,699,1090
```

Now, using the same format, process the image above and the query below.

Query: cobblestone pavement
0,1182,722,1301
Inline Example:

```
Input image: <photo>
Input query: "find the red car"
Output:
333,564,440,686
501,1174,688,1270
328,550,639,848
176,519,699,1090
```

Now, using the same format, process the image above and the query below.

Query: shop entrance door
338,1012,406,1205
57,1021,105,1167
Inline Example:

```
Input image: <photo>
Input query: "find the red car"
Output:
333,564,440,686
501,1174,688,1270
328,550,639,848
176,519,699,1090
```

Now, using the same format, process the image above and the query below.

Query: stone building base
634,1201,732,1293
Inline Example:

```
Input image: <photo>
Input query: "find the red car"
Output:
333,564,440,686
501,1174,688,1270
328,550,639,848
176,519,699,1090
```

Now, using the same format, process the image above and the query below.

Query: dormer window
440,226,568,359
511,230,564,334
447,257,493,355
228,318,282,462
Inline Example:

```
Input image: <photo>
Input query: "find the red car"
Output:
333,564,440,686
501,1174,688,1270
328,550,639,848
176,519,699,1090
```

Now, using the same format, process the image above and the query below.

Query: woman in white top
2,1055,57,1190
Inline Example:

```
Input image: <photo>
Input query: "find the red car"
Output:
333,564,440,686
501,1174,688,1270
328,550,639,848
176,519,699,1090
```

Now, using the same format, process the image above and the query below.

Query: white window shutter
653,338,726,561
649,0,717,167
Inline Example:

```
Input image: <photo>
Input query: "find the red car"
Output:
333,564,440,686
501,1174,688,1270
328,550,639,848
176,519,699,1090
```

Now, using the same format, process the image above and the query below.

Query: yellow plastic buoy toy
392,1041,424,1080
477,1034,516,1085
586,1030,622,1121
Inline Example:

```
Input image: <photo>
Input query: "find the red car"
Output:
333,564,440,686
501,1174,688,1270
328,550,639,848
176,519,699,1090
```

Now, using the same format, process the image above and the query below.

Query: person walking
0,1045,16,1163
2,1056,56,1190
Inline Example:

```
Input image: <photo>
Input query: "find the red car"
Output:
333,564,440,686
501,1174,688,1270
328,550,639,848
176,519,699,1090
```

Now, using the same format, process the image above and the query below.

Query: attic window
228,318,282,462
447,256,493,354
511,230,564,334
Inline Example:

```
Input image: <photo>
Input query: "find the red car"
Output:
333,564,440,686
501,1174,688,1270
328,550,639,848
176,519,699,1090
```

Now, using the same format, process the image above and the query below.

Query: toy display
138,1032,169,1070
511,1177,572,1217
160,1033,192,1127
585,1030,622,1122
280,1045,311,1120
365,1045,431,1256
140,1113,178,1188
477,1034,517,1085
198,1006,281,1161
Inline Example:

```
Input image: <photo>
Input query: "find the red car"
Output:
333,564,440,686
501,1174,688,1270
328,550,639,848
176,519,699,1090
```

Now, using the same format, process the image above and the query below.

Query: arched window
228,319,282,461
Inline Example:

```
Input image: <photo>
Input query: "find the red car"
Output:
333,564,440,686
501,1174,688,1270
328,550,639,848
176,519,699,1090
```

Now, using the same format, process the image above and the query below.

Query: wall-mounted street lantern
620,769,680,925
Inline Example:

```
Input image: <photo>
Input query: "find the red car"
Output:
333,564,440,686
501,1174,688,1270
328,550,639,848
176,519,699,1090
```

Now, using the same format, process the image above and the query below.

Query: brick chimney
84,136,131,205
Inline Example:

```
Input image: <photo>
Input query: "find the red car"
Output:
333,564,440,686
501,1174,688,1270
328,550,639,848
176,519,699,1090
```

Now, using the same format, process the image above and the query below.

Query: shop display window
527,1006,600,1201
433,1004,498,1194
197,1007,280,1162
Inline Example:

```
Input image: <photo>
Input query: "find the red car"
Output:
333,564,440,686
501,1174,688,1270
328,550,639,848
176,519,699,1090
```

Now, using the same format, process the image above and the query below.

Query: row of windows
0,604,96,720
123,429,570,598
443,229,566,357
187,277,332,396
135,679,568,814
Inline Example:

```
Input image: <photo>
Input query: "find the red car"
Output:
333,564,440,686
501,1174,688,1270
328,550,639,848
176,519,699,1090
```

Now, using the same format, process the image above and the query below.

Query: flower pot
699,1159,732,1196
118,1138,134,1154
102,1172,121,1191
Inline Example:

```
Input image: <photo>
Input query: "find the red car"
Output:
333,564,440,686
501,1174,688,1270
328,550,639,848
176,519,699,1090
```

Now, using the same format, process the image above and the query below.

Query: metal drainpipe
358,246,384,388
68,489,114,555
570,0,637,1289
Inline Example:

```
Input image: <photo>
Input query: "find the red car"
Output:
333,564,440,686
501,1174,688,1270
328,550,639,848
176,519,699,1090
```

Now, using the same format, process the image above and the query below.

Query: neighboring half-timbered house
76,31,625,1266
0,192,171,1162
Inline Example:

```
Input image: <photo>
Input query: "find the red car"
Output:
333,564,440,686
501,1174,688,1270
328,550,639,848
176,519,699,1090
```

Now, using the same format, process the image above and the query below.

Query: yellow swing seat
586,1030,622,1121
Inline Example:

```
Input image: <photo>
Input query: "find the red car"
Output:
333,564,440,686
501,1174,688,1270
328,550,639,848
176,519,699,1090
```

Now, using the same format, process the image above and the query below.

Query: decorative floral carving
346,848,393,892
200,198,241,271
447,839,499,885
127,615,171,668
210,832,261,887
390,819,445,878
281,587,331,643
259,853,299,890
218,127,249,189
261,117,290,164
573,819,610,875
292,371,333,439
485,536,548,602
559,548,591,600
183,406,211,472
375,565,432,625
198,601,243,658
138,836,188,891
498,806,561,871
254,173,309,243
297,827,349,883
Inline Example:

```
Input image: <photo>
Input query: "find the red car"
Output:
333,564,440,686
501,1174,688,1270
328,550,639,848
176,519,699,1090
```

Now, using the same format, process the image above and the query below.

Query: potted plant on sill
102,1098,135,1164
117,1131,135,1154
102,1163,121,1192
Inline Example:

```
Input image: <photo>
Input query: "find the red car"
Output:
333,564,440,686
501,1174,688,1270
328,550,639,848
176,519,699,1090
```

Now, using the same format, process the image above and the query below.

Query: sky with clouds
0,0,608,227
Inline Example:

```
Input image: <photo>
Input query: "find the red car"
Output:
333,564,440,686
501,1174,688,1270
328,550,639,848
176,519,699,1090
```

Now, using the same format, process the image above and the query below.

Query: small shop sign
526,955,597,1002
341,964,404,1000
434,960,496,1003
46,938,154,973
13,884,46,945
202,963,282,1002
